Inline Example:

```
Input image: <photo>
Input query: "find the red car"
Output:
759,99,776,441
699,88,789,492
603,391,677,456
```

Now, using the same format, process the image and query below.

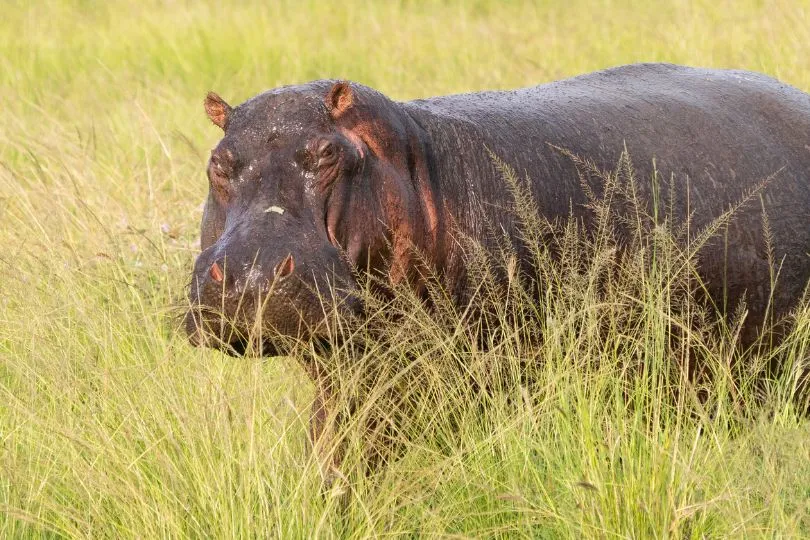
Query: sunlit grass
2,0,810,537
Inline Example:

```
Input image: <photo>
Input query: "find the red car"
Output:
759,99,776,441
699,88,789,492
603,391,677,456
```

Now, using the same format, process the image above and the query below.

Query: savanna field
3,0,810,537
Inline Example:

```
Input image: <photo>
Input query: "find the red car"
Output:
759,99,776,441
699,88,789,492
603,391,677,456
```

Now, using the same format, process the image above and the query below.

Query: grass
2,0,810,537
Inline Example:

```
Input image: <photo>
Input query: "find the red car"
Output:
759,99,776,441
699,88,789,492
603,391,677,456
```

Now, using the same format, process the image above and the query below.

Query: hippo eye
208,160,231,203
317,140,337,167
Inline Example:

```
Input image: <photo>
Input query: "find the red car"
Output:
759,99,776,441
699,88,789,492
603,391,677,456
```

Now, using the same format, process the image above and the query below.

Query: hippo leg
309,378,343,486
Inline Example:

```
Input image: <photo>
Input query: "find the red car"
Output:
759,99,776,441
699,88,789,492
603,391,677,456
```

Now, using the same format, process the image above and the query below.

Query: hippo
185,63,810,458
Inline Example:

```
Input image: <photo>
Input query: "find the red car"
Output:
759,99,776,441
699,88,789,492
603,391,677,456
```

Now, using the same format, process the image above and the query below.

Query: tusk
264,205,285,215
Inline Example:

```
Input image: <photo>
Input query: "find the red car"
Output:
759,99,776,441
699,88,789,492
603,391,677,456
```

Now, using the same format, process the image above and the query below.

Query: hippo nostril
210,261,224,283
274,254,295,279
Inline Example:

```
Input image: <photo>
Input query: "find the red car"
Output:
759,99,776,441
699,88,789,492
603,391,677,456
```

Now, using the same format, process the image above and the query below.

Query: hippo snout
190,247,295,300
184,241,361,356
187,247,299,316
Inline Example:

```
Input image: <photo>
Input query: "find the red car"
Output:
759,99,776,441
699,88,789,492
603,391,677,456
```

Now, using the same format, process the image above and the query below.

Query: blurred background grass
2,0,810,537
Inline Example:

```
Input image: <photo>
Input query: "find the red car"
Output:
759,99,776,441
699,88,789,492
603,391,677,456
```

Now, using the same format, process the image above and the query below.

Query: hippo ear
204,92,232,130
325,81,354,117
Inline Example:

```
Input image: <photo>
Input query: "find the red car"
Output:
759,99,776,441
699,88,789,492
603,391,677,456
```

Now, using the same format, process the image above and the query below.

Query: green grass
3,0,810,537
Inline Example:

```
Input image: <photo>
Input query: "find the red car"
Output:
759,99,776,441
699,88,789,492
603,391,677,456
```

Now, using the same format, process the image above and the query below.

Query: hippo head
184,80,439,356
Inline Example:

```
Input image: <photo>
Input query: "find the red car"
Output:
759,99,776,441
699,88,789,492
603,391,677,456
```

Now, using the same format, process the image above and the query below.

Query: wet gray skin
186,63,810,356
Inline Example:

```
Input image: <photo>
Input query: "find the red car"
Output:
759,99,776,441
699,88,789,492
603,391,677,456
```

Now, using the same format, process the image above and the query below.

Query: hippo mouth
183,288,364,357
223,336,284,357
183,305,290,357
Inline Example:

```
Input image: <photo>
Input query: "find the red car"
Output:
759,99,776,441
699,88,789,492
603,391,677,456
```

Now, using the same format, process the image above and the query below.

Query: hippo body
403,65,810,326
186,63,810,454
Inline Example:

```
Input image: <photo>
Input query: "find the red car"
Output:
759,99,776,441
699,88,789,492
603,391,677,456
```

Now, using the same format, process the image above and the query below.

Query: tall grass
2,0,810,537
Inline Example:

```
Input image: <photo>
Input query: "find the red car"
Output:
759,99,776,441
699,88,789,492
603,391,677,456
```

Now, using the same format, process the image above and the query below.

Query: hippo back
403,63,810,339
